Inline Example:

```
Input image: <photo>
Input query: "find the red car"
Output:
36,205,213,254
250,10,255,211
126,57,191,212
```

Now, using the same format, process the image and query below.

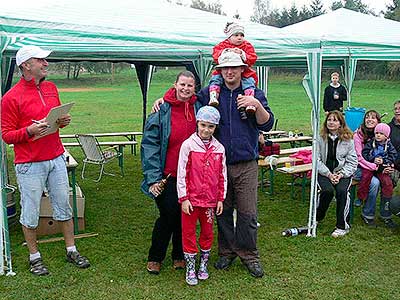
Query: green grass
2,68,400,300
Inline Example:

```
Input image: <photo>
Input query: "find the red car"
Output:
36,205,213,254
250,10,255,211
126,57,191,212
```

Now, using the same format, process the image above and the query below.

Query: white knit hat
16,45,52,66
224,22,245,38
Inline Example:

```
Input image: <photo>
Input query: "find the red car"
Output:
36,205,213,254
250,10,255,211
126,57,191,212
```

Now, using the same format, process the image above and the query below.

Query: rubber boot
208,90,219,107
197,250,210,280
184,253,198,286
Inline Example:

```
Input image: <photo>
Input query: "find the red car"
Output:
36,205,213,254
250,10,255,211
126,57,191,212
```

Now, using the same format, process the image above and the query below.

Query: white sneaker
331,228,349,238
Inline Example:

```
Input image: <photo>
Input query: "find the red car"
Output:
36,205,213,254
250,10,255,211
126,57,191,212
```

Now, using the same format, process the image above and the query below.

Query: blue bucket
345,107,366,132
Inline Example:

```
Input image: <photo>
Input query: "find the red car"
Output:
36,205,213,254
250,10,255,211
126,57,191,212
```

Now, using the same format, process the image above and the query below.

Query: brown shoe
147,261,161,274
173,259,185,270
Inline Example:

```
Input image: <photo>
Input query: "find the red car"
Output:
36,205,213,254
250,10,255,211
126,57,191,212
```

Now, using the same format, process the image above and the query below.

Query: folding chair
75,134,123,182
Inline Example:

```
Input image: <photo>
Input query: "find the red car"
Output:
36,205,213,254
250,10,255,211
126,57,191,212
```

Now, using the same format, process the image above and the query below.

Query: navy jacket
197,84,274,165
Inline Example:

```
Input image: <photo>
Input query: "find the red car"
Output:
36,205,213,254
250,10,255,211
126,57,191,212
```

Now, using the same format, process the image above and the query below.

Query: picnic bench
258,156,302,195
276,163,312,202
60,131,142,155
279,146,312,156
261,130,287,137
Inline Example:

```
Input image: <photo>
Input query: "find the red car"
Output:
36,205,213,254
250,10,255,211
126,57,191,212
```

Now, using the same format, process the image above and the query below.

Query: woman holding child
353,110,397,228
316,111,358,237
141,70,201,275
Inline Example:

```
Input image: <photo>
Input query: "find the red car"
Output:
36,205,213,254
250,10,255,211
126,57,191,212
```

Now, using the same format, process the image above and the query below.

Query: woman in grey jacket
317,111,358,238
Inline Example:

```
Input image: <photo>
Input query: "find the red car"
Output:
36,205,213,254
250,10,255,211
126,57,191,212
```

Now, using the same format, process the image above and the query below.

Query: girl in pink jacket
177,106,227,286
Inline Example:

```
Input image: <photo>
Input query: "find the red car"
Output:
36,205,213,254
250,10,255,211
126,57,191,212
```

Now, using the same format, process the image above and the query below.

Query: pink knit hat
375,123,391,137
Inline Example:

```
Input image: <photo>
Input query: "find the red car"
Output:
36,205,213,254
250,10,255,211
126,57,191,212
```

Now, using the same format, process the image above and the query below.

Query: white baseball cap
16,45,52,66
216,50,247,69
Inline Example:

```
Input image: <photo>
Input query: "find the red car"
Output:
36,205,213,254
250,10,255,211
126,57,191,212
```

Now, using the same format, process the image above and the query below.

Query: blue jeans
354,168,391,220
15,155,71,228
209,74,256,91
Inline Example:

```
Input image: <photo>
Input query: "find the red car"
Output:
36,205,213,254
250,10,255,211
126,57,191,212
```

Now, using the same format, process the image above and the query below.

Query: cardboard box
36,217,85,236
37,184,85,236
40,184,85,218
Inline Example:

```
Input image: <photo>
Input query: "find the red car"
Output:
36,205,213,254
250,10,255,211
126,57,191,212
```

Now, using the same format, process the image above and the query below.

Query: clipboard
33,102,75,140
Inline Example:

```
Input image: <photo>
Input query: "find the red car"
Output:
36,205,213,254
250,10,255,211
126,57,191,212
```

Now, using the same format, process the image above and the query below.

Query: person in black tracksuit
323,72,347,114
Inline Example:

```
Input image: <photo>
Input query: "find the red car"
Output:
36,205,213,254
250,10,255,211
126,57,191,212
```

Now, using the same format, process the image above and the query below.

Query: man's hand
57,114,71,127
216,201,223,215
27,118,49,137
151,98,164,113
149,182,163,197
236,94,259,111
181,200,193,215
374,157,383,165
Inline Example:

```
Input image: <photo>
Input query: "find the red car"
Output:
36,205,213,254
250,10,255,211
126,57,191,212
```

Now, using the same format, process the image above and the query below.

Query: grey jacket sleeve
340,139,358,178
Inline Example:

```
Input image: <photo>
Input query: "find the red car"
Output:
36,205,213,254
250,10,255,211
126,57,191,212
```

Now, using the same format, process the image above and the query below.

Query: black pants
148,178,183,262
317,175,352,230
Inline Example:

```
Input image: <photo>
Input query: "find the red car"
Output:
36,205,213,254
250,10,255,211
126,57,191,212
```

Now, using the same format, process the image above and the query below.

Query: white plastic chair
75,134,123,182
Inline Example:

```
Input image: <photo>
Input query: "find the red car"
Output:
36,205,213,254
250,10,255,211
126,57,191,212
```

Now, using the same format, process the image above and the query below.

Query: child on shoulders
208,22,258,108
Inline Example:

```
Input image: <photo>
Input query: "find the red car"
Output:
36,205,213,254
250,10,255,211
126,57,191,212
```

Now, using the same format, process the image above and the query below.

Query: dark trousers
148,178,183,262
217,160,259,262
317,175,352,230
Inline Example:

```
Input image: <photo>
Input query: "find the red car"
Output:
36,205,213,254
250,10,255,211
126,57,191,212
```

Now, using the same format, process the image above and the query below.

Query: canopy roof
0,0,314,63
282,8,400,60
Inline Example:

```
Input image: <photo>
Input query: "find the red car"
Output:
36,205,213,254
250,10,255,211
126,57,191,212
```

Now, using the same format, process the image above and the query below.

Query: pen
32,120,50,128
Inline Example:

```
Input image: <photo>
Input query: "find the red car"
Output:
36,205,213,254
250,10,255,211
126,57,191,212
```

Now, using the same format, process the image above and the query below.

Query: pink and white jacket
353,129,378,171
177,133,227,207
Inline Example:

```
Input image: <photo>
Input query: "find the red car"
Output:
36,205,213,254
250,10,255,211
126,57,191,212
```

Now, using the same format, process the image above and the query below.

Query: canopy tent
2,2,400,274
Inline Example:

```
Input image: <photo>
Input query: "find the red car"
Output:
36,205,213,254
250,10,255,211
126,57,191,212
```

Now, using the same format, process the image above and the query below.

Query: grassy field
1,68,400,300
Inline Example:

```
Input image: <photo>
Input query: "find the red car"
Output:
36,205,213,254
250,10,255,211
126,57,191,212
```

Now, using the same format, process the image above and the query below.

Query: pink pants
358,169,393,200
181,207,215,254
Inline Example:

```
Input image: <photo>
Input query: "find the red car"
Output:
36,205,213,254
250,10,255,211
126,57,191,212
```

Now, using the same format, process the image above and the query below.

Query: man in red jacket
1,46,90,276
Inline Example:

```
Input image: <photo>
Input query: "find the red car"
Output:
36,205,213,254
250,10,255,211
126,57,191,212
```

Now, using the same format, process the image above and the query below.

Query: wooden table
268,136,313,147
258,156,302,195
276,163,312,202
61,131,142,155
63,140,137,176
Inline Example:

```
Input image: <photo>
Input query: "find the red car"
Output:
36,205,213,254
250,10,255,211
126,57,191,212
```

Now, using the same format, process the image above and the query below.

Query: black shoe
244,260,264,278
214,256,236,270
66,251,90,268
361,215,378,228
384,218,398,229
29,258,50,276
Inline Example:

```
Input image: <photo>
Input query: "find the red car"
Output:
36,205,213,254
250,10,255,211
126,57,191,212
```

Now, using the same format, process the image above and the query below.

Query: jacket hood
163,87,196,121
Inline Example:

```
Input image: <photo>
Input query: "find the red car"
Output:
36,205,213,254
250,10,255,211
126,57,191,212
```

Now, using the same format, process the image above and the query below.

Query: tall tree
299,5,312,21
288,3,300,25
310,0,325,16
190,0,225,15
251,0,271,25
331,1,343,10
385,0,400,21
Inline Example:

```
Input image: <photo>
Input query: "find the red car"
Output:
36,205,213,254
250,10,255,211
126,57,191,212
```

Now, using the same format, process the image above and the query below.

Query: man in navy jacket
197,51,274,278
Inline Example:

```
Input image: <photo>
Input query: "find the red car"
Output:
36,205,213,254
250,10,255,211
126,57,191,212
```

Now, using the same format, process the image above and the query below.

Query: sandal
29,258,50,276
66,251,91,268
